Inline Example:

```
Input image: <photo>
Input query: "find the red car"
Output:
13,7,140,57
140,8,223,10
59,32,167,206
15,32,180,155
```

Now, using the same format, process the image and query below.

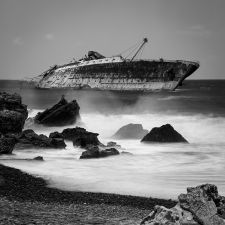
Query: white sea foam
1,111,225,199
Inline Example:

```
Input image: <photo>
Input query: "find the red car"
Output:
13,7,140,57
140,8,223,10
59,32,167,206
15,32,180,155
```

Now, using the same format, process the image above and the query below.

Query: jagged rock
61,127,100,148
15,129,66,149
140,204,199,225
179,184,225,225
141,124,188,143
33,156,44,161
112,123,148,139
0,137,16,154
194,184,225,219
80,146,119,159
0,92,28,134
49,131,64,139
141,184,225,225
106,141,121,148
34,95,80,126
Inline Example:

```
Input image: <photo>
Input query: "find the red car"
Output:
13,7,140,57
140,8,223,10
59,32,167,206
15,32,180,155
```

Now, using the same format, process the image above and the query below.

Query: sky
0,0,225,80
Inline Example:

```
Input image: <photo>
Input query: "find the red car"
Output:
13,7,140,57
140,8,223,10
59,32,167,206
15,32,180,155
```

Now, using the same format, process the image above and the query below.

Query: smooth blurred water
0,80,225,199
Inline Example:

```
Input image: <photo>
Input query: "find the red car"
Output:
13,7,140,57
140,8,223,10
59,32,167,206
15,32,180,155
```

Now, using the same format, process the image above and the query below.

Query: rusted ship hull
35,60,199,91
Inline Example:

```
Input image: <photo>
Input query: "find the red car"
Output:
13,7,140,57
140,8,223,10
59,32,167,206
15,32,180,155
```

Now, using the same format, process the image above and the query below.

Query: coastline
0,164,176,224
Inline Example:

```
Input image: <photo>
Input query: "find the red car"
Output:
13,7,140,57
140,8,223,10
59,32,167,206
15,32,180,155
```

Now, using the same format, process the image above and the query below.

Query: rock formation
15,129,66,149
0,92,28,134
141,124,188,143
49,131,64,139
106,141,121,148
178,184,225,225
33,156,44,161
61,127,100,148
141,204,198,225
34,95,80,126
80,146,119,159
0,92,28,154
112,123,148,139
140,184,225,225
0,136,16,154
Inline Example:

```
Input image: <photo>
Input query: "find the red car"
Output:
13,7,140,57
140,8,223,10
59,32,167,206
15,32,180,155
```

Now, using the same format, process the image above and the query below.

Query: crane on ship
118,38,148,61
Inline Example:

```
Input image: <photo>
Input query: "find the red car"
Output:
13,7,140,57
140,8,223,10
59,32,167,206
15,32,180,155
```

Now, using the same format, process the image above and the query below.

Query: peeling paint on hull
35,60,199,91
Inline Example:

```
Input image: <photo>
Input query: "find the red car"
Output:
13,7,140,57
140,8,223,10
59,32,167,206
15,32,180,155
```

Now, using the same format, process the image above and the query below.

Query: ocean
0,79,225,199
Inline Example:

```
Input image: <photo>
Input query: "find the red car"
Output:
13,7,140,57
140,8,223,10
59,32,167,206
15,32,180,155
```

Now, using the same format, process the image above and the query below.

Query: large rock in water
34,95,80,126
80,146,119,159
0,92,28,134
112,123,148,139
141,124,188,143
141,184,225,225
15,129,66,149
61,127,100,148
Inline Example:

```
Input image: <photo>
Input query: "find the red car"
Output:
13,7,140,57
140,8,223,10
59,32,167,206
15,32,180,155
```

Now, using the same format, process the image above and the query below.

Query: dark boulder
80,146,119,159
141,124,188,143
100,148,120,157
0,92,28,134
15,129,66,149
80,146,100,159
33,156,44,161
49,131,64,139
0,136,16,154
34,95,80,126
61,127,100,148
106,141,121,148
112,123,148,139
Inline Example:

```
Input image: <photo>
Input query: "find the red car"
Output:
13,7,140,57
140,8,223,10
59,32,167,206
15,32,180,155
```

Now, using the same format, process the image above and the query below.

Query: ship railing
132,58,200,66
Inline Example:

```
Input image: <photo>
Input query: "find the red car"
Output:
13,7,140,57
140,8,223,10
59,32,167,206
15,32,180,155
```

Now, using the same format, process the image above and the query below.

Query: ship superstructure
32,38,199,91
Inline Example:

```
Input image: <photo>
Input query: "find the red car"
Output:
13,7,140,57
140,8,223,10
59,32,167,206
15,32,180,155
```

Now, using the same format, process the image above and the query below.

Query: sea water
0,80,225,199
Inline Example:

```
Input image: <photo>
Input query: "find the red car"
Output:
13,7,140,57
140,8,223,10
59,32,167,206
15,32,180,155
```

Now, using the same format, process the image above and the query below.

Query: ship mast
130,38,148,61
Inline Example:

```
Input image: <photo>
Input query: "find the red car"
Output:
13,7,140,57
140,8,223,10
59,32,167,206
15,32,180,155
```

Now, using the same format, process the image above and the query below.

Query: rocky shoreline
1,91,225,224
0,164,176,224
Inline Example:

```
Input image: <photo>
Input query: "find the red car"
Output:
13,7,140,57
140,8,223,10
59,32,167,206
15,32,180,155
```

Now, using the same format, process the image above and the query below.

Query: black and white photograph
0,0,225,224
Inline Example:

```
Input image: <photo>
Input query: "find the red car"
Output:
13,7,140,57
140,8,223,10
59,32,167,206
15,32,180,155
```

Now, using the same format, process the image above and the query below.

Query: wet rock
100,148,120,157
80,146,100,159
0,92,28,134
179,184,225,225
112,123,148,139
0,137,16,154
106,141,121,148
141,124,188,143
121,151,133,155
49,131,64,139
141,204,199,225
34,95,80,126
15,129,66,149
61,127,100,148
33,156,44,161
80,146,119,159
